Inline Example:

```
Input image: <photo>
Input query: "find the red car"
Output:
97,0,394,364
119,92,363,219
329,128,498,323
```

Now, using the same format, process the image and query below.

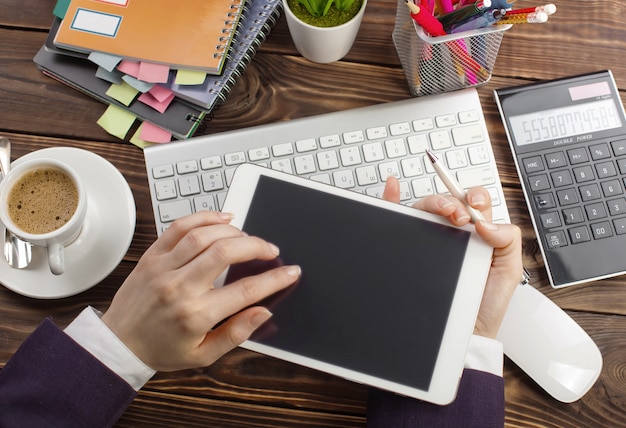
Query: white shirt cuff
464,334,503,377
64,306,156,391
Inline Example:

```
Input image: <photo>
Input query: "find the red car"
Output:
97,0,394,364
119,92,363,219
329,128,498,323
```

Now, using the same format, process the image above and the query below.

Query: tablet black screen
225,175,471,391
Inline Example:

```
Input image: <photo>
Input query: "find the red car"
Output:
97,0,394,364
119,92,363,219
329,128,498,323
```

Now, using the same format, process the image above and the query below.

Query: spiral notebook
53,0,245,75
161,0,282,109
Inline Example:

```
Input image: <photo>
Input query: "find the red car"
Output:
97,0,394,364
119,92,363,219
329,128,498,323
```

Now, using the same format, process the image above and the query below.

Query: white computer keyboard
144,88,510,235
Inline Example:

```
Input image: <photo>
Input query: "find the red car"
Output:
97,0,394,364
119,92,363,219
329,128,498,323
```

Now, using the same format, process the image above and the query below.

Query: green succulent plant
297,0,357,17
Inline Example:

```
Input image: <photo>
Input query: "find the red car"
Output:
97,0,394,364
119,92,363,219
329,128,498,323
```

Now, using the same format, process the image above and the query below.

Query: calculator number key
591,221,613,239
569,226,591,244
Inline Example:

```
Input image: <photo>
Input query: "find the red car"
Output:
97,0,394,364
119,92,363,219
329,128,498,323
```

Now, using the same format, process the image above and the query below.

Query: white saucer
0,147,136,299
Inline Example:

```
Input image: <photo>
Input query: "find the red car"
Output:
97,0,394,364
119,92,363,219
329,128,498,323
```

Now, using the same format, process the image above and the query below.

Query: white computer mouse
496,284,603,403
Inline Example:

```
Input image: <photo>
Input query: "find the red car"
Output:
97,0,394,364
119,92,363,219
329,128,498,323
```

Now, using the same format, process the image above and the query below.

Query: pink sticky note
138,62,170,83
117,60,140,78
148,85,174,103
140,122,172,143
137,91,175,113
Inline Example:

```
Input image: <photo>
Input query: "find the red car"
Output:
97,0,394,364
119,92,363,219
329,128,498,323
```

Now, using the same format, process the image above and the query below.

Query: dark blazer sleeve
367,369,505,428
0,318,137,428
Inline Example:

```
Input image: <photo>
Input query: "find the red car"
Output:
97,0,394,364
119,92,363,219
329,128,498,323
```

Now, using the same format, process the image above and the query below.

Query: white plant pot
283,0,367,64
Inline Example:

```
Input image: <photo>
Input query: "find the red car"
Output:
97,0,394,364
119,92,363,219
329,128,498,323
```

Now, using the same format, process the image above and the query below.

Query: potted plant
283,0,367,63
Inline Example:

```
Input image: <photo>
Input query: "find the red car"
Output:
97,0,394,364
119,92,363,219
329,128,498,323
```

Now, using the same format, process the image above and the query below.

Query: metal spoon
0,137,32,268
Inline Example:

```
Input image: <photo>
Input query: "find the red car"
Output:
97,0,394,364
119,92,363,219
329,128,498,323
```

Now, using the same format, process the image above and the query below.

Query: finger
413,194,472,225
184,235,282,283
164,223,247,271
154,211,236,254
475,221,523,282
195,306,273,366
382,176,401,204
204,264,301,327
466,187,493,222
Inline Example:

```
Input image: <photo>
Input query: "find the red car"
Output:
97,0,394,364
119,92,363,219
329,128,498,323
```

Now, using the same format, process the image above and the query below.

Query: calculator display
509,98,623,146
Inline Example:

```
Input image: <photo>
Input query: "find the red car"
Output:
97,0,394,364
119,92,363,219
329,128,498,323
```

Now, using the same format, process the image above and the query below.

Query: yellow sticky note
174,69,207,85
130,124,155,149
105,81,139,106
97,105,136,140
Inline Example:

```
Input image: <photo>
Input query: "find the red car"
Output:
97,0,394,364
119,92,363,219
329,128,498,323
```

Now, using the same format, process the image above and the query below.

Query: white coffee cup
0,158,87,275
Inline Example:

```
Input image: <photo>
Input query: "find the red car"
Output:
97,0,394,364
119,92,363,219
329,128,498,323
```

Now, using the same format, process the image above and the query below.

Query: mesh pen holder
392,0,510,97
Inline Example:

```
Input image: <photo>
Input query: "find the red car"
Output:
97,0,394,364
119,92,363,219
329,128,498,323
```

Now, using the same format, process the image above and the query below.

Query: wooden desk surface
1,0,625,426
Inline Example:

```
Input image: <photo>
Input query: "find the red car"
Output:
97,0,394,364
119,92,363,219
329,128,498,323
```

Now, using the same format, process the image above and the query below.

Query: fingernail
285,265,301,277
269,243,280,256
470,194,486,207
438,198,454,210
479,220,498,231
219,212,234,221
251,309,272,329
456,214,470,223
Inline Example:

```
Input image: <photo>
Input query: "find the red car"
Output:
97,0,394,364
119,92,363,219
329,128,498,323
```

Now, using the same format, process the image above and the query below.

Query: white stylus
425,148,530,285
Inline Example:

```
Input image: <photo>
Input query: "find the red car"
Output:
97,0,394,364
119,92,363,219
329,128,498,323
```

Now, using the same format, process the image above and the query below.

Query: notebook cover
53,0,245,74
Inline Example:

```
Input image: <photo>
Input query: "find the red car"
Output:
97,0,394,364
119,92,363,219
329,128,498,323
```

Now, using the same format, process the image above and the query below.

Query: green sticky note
97,105,136,140
105,81,139,106
53,0,71,19
130,124,155,149
174,69,207,85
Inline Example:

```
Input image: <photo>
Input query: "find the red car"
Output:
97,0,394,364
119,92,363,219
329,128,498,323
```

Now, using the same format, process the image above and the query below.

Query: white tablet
218,164,493,405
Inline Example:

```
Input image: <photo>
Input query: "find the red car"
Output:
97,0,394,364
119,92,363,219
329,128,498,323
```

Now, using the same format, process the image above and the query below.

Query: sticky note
138,62,170,83
53,0,72,19
96,105,136,140
139,122,172,143
148,85,174,103
95,66,123,84
88,51,123,72
137,91,175,113
122,75,154,93
175,69,207,85
130,125,155,149
117,60,140,78
105,81,139,106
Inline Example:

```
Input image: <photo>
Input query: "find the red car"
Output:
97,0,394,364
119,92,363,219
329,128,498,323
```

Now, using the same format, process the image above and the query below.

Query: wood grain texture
0,0,625,426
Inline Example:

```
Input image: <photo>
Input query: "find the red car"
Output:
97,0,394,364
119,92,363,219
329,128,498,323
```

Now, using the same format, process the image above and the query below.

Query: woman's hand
102,211,300,371
383,177,522,339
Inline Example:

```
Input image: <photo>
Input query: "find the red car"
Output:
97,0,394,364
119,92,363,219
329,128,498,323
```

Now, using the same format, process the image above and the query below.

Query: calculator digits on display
494,70,626,288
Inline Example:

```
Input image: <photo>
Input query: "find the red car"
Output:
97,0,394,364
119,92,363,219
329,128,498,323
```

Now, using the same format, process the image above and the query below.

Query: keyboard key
225,152,246,165
319,134,341,148
567,147,589,164
378,161,400,180
407,134,428,154
343,130,364,144
573,165,595,183
451,124,484,146
296,139,317,153
201,171,225,192
317,151,339,170
194,195,217,212
595,161,617,178
589,143,611,160
159,200,191,223
607,197,626,215
294,155,317,175
384,138,407,158
550,170,573,187
411,177,434,198
155,180,177,201
614,217,626,235
389,122,411,136
310,173,331,184
400,157,424,177
272,143,294,157
456,166,496,188
534,193,556,209
458,110,479,123
271,159,293,173
152,164,174,179
356,165,378,186
611,139,626,156
522,156,544,173
340,147,362,166
333,170,355,188
201,156,223,170
178,176,201,197
468,145,490,165
362,142,385,162
435,114,457,128
529,174,551,192
545,151,567,169
429,130,452,150
579,183,601,201
556,188,579,206
412,118,434,131
366,126,388,140
540,211,562,228
445,149,468,170
177,160,198,174
601,179,623,197
248,147,270,161
562,207,584,224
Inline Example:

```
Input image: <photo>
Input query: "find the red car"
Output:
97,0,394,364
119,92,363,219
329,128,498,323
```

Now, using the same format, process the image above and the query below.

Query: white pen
425,148,531,285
